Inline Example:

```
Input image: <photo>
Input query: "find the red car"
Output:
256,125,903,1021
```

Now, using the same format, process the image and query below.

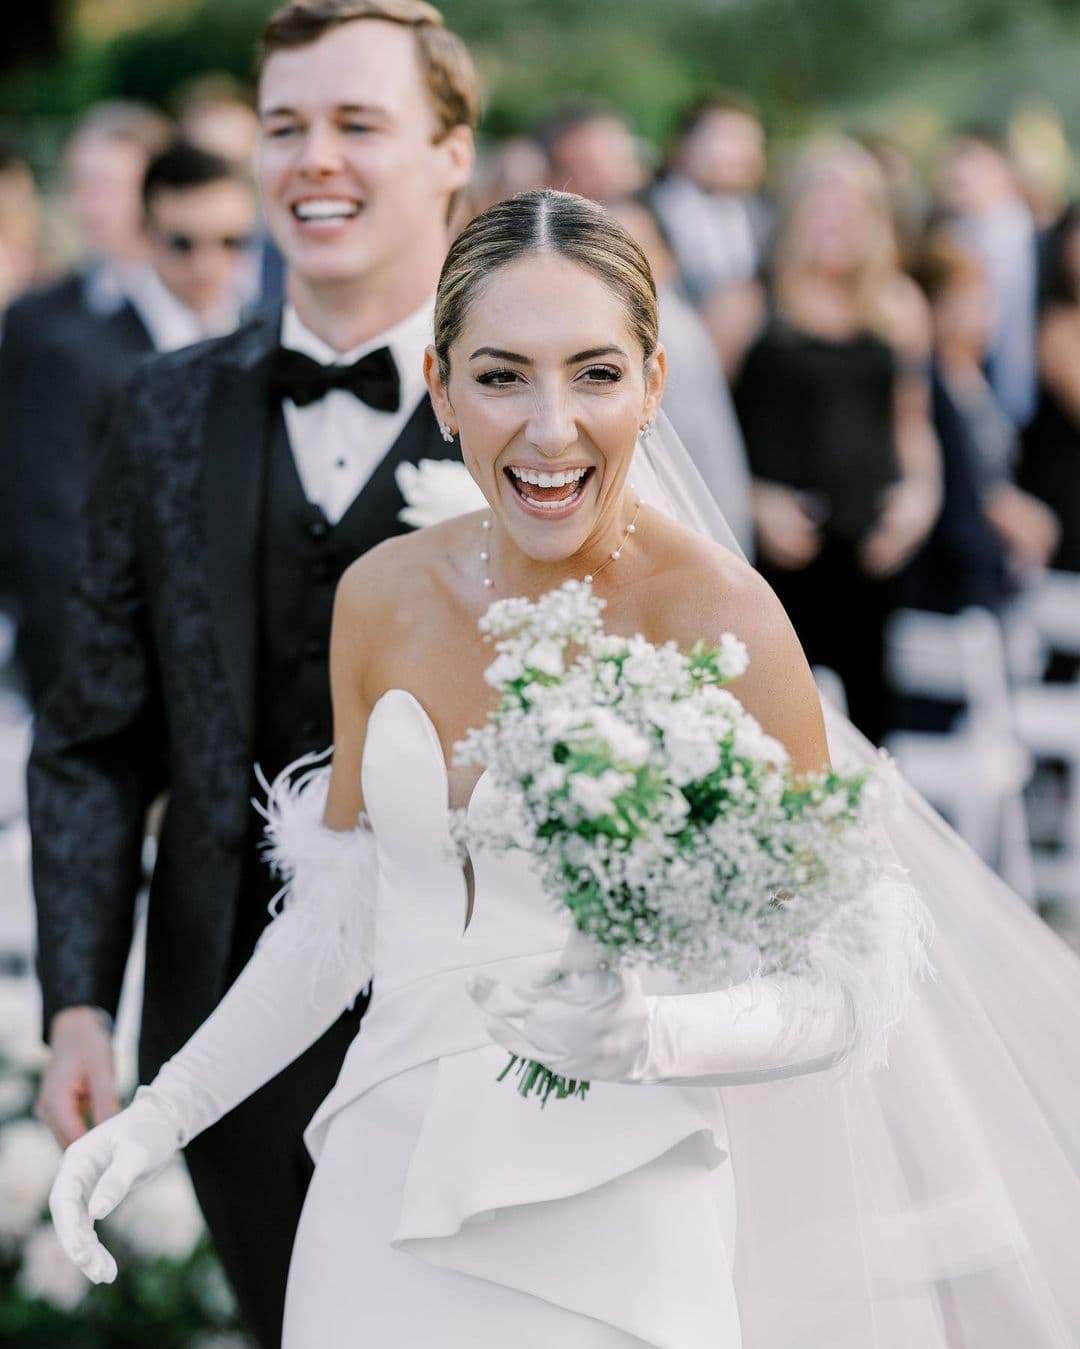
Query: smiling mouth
291,198,361,223
505,465,594,510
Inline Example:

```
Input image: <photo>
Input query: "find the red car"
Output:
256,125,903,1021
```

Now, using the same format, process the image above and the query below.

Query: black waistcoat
255,410,372,781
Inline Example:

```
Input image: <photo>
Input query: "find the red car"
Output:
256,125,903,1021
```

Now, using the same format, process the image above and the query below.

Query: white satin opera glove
468,941,847,1089
50,756,376,1285
468,867,928,1088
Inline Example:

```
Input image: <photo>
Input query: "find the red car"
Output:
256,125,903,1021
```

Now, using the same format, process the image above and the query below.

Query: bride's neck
486,491,643,598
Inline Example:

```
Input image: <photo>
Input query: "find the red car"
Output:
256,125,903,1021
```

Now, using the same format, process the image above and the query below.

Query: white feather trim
252,750,377,1010
804,838,933,1073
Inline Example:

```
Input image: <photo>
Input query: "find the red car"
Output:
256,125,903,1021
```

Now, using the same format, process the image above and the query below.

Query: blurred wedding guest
859,133,930,270
173,75,270,308
734,137,941,743
461,134,549,221
540,100,647,203
0,146,43,317
28,2,477,1344
1019,203,1080,574
61,101,174,304
904,235,1058,617
608,193,753,556
0,105,171,706
652,93,772,303
132,140,259,348
1008,102,1072,233
937,128,1039,428
651,94,772,377
176,73,260,172
1,142,255,708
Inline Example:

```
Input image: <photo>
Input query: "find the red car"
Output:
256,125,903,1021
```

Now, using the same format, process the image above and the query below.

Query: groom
28,3,477,1344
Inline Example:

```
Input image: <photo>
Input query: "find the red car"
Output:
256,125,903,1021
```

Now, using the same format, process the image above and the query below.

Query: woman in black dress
735,138,942,742
1020,202,1080,573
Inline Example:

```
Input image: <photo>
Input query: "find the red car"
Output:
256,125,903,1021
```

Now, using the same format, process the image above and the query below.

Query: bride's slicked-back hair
434,190,659,381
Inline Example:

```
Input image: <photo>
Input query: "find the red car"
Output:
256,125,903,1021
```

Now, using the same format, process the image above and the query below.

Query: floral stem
497,1054,590,1105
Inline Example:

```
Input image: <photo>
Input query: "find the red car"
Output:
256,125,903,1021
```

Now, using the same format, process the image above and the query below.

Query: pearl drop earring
438,421,455,444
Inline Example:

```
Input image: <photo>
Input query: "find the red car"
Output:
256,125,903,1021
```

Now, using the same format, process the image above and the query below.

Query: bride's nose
524,388,577,459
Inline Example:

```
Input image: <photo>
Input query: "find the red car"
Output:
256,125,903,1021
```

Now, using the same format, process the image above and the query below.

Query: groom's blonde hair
256,0,481,141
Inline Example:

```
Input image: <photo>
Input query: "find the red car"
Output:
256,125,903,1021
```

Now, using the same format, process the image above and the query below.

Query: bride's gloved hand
469,931,850,1087
49,1088,182,1284
469,935,652,1081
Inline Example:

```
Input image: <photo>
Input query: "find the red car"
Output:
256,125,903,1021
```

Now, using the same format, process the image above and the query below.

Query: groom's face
256,19,472,288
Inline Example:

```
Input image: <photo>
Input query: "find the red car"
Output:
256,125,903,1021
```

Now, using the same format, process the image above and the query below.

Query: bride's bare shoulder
335,511,483,619
646,511,828,772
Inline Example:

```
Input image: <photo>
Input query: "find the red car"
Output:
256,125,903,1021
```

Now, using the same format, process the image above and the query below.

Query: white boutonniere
395,458,487,528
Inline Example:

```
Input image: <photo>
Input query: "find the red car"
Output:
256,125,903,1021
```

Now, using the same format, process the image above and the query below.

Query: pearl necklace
479,496,643,591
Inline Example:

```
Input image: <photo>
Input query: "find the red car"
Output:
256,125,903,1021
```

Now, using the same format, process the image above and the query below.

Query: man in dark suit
0,104,172,703
28,3,478,1345
0,279,152,703
2,141,256,707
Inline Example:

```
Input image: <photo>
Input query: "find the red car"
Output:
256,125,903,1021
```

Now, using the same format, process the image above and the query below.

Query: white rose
524,639,564,677
105,1161,204,1261
484,650,526,687
395,459,488,529
577,707,650,768
568,769,634,818
17,1223,88,1311
732,714,789,767
0,1119,61,1245
716,632,750,679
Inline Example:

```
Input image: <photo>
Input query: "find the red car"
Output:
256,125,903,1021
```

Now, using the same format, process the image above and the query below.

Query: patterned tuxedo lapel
201,316,278,747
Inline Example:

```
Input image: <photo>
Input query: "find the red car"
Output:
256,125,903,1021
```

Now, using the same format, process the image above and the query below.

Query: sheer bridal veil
632,413,1080,1347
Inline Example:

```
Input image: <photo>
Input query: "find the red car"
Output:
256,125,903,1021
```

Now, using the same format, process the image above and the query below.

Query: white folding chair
1006,571,1080,906
884,607,1035,902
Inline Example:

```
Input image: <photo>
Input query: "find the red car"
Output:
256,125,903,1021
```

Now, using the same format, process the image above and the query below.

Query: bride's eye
475,369,522,387
578,365,622,384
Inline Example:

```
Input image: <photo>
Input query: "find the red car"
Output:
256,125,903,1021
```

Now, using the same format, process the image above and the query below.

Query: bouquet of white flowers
454,581,891,1104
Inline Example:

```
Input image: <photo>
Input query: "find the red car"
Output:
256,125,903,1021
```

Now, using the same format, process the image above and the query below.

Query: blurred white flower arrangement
0,993,248,1343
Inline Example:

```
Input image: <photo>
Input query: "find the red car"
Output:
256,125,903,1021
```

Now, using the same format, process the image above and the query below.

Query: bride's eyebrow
468,345,627,364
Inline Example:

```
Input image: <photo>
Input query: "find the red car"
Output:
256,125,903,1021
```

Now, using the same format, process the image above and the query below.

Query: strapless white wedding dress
281,689,743,1348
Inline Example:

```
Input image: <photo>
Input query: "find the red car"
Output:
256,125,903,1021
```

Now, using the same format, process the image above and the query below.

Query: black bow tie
272,345,400,412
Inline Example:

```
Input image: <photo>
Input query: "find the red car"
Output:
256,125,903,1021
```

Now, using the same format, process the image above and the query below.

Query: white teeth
508,466,587,487
293,199,360,221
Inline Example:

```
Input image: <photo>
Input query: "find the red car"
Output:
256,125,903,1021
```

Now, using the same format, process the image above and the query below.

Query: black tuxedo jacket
0,271,153,701
27,310,451,1076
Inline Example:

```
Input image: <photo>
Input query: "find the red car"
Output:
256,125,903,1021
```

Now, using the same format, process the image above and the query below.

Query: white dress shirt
126,266,241,352
280,300,434,524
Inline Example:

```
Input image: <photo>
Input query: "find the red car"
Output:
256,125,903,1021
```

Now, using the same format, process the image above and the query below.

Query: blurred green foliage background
4,0,1080,166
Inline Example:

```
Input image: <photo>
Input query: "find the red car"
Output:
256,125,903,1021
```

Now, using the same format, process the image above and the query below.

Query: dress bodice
360,687,573,997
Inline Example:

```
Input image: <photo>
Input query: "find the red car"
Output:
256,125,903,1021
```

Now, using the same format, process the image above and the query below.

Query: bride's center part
480,494,642,591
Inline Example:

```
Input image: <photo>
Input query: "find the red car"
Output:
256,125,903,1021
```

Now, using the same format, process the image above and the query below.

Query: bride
50,192,1080,1347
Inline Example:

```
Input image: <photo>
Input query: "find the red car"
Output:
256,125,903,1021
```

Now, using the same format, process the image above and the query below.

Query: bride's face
426,252,664,565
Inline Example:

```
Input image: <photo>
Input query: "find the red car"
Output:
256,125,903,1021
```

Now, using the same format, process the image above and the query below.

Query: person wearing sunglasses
132,140,258,350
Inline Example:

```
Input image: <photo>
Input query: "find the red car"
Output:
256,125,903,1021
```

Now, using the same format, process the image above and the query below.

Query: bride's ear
643,343,667,424
423,346,457,436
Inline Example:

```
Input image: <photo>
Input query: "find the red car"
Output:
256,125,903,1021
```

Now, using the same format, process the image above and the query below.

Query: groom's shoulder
126,309,279,409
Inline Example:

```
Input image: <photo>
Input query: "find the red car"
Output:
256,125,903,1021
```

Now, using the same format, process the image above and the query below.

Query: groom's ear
423,346,455,431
